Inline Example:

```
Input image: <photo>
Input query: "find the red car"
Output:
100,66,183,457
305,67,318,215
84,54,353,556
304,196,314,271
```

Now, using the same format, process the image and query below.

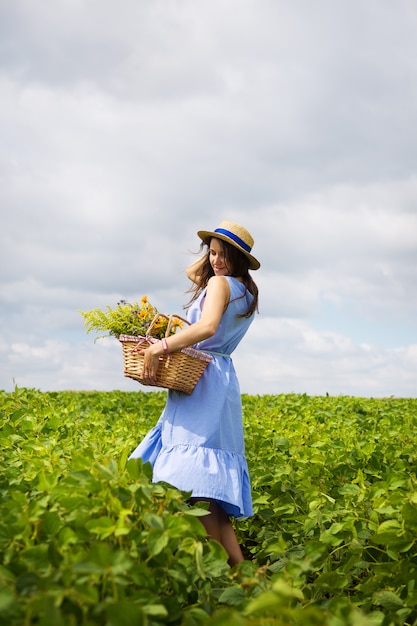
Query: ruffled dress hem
129,424,253,519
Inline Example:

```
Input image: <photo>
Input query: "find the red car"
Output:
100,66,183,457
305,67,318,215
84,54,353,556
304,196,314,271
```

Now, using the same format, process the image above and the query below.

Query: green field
1,388,416,625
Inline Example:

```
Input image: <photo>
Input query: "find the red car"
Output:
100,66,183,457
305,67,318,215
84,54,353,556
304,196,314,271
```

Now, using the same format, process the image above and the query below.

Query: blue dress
129,276,254,518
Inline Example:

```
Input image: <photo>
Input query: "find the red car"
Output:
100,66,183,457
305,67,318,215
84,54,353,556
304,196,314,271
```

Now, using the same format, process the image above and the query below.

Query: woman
129,220,260,566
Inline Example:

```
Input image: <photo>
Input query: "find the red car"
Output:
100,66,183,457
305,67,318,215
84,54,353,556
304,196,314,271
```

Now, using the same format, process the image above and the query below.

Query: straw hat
197,220,260,270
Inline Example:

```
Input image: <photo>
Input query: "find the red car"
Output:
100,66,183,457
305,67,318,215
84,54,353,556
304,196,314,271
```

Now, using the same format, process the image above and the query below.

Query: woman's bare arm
140,276,230,379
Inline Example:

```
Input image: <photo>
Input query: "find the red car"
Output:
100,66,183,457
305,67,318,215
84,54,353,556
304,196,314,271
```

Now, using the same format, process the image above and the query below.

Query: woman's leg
190,498,244,567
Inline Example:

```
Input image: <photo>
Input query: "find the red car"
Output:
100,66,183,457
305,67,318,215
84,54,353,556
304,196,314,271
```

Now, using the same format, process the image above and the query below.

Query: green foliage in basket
79,296,183,340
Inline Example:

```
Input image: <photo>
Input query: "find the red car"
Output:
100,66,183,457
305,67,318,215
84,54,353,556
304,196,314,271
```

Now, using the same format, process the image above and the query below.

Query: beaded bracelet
161,338,169,354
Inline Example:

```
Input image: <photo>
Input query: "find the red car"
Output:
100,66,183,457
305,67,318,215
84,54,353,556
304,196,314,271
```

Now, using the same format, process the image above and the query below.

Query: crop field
1,388,417,625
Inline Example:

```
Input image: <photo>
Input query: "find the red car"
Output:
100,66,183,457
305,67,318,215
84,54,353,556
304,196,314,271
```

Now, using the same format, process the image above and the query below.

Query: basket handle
165,314,190,337
145,313,169,337
145,313,190,338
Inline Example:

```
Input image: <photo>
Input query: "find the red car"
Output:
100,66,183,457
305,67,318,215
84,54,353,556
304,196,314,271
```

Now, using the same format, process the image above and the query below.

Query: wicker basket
119,314,212,395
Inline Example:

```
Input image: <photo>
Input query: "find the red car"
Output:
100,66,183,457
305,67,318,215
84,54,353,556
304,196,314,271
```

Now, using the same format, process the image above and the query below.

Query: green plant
240,393,417,625
1,388,416,625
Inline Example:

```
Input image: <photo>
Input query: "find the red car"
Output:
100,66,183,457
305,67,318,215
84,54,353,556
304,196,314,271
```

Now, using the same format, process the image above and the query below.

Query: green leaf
402,502,417,531
41,511,61,536
106,602,145,626
147,528,169,556
373,519,403,544
244,590,282,616
195,540,206,579
206,608,246,625
218,586,246,606
142,604,169,617
74,583,99,605
0,565,15,584
271,579,304,601
85,516,116,539
372,590,404,610
0,588,15,611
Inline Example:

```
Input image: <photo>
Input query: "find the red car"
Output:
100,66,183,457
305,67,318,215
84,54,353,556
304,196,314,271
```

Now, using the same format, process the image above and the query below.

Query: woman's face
209,238,230,276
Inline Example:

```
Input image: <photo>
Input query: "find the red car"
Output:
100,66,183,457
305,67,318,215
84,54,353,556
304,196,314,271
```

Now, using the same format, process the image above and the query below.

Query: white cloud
1,0,416,397
234,318,417,397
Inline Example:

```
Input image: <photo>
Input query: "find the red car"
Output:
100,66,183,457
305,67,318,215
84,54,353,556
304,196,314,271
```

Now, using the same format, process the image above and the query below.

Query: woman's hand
138,342,162,383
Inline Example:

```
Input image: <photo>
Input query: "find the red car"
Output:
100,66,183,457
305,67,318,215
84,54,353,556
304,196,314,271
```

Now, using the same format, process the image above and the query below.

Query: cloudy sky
1,0,416,398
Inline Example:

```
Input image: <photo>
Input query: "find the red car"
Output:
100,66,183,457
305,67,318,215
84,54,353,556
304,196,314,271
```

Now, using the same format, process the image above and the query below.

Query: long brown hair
186,237,259,318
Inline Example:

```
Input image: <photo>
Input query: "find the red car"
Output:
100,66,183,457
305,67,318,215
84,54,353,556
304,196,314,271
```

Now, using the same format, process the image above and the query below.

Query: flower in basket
79,296,184,341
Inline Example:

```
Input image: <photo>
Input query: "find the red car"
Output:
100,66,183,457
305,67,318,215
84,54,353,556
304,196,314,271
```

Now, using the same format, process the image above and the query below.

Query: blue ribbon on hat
214,228,251,253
